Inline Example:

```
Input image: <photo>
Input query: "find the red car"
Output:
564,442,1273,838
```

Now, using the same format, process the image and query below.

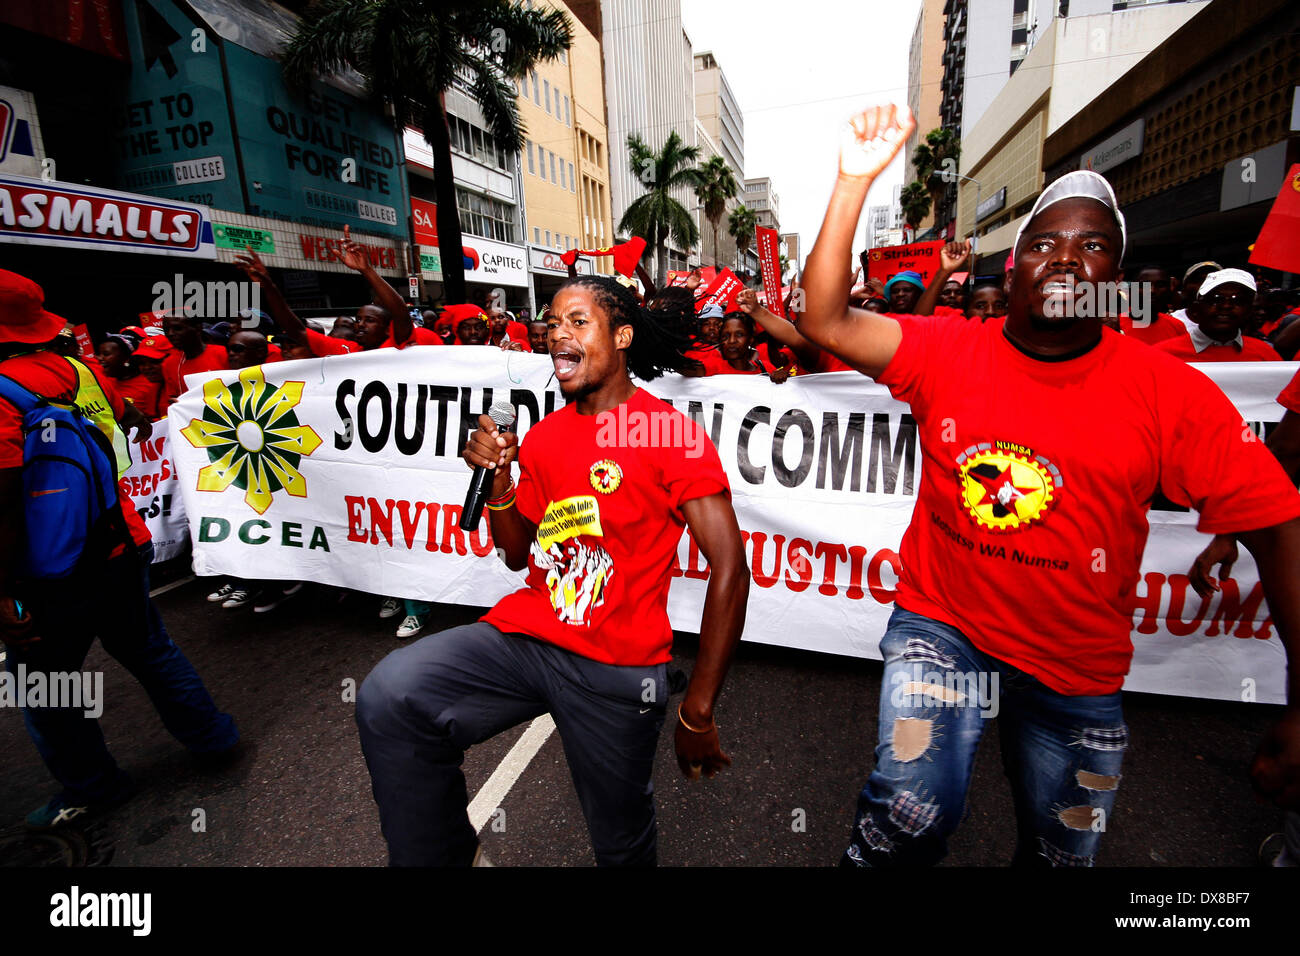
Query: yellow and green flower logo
180,367,322,515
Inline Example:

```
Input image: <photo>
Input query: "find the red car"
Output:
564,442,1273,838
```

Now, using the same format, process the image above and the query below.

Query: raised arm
234,246,309,344
915,240,970,316
339,226,412,346
462,414,535,571
675,492,749,779
800,104,914,378
736,288,821,370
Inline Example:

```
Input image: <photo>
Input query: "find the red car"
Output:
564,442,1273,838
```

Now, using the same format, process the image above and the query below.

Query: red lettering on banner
785,538,814,592
440,503,468,555
747,531,785,588
396,501,426,549
1207,580,1272,639
866,549,900,604
1131,572,1165,634
1164,574,1211,637
369,498,395,546
345,495,368,542
845,545,869,600
815,541,847,596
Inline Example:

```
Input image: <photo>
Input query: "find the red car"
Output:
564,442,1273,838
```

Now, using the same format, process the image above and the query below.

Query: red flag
560,237,647,277
756,226,785,319
1249,164,1300,273
698,268,744,312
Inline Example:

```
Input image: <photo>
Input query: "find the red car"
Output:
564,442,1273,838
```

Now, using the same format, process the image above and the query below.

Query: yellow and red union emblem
955,442,1061,533
180,366,323,515
589,459,622,495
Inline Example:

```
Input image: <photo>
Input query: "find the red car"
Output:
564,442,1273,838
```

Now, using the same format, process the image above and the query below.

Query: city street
0,563,1286,868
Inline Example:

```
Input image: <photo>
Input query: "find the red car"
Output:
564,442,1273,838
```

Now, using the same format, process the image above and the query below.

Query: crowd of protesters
5,220,1299,646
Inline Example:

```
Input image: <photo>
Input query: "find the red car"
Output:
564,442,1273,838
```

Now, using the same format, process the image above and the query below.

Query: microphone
460,401,517,531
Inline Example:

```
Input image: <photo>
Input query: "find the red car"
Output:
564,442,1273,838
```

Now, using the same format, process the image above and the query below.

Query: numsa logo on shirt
955,442,1062,533
589,459,622,494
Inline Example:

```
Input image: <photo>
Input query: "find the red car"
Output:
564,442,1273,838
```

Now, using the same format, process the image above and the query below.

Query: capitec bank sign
461,236,527,287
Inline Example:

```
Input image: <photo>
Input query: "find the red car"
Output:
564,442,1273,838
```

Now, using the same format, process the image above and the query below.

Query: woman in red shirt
95,334,162,420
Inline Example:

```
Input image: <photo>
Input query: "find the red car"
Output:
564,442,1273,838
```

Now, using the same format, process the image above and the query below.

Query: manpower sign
168,351,1298,705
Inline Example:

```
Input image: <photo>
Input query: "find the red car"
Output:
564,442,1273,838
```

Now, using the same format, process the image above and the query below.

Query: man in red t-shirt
0,269,238,829
161,311,228,412
1155,269,1283,362
357,274,749,866
799,105,1300,867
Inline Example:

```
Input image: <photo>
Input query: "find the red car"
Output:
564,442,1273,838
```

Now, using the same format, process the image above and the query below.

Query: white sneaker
221,589,251,609
207,582,237,603
395,615,425,639
378,597,402,620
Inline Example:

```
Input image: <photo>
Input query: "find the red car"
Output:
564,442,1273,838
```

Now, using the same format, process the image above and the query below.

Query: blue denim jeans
844,606,1128,867
9,543,239,804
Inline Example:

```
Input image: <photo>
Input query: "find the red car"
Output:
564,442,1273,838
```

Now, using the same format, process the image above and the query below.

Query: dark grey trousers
356,621,669,866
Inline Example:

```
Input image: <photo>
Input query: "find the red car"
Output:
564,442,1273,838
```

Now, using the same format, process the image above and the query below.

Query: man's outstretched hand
839,104,916,182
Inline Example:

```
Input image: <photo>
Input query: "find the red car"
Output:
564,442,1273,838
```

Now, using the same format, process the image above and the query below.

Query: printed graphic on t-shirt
588,458,622,494
532,495,614,626
954,440,1063,533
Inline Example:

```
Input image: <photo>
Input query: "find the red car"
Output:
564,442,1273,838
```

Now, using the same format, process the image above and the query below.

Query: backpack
0,358,134,579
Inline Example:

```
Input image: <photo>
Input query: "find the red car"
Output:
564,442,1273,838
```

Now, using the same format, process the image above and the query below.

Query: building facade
906,0,949,233
693,50,746,272
599,0,700,274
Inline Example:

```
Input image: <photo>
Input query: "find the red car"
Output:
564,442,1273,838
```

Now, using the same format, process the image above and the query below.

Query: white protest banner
119,418,188,562
169,350,1298,704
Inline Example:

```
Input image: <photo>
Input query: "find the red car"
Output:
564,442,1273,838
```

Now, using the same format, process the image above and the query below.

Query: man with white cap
1155,268,1282,362
799,103,1300,867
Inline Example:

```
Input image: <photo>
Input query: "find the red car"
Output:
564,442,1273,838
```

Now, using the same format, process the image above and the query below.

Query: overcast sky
681,0,922,266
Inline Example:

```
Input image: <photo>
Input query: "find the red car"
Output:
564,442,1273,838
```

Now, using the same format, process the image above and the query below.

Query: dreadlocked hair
559,275,696,381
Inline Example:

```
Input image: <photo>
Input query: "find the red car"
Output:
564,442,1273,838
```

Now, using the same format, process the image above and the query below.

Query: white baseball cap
1196,268,1256,298
1013,170,1127,263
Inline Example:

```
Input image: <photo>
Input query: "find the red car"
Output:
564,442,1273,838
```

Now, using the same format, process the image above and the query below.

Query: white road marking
149,574,195,598
467,714,556,833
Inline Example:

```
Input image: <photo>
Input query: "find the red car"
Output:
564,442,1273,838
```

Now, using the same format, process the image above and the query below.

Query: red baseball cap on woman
0,269,67,345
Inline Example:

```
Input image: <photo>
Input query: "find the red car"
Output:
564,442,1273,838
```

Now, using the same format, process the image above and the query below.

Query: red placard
865,240,945,285
411,197,438,246
756,226,785,318
72,323,95,360
1249,163,1300,274
698,268,744,312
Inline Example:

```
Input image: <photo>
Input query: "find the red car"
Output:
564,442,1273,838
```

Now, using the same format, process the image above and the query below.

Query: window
544,80,550,114
545,230,551,245
456,188,516,243
534,227,540,244
527,141,535,175
564,236,571,250
549,151,556,183
563,96,570,126
559,161,566,189
568,162,575,191
532,72,539,105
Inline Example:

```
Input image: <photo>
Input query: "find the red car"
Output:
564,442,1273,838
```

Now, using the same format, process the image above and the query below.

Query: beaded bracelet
486,493,516,512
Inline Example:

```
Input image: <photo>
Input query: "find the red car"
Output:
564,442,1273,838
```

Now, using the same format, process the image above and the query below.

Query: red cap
134,335,175,360
0,270,67,345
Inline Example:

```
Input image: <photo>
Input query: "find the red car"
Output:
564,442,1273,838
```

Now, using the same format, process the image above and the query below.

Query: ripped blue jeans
844,606,1127,867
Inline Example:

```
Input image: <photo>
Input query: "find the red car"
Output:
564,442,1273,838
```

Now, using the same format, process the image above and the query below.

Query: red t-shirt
490,321,530,347
163,343,228,406
304,328,361,357
0,353,151,549
1279,366,1300,415
812,349,856,373
483,387,730,665
876,316,1300,695
105,373,162,421
1120,311,1185,346
379,326,443,349
1154,331,1282,362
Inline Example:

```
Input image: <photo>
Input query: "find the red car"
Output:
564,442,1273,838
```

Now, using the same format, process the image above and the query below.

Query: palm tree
694,156,739,269
619,131,704,287
282,0,572,305
911,127,961,230
727,205,758,271
900,182,931,235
